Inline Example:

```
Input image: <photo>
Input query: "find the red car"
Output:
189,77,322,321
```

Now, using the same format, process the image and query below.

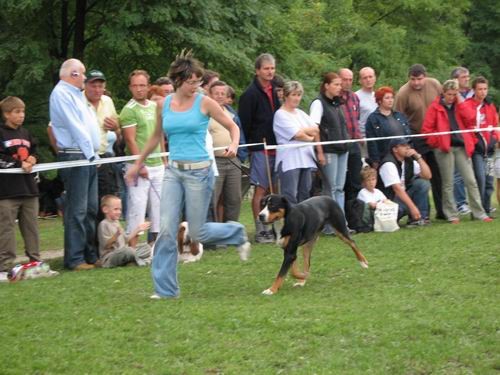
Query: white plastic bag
374,200,400,232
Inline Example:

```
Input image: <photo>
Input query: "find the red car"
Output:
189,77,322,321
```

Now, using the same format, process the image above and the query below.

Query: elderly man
339,68,362,200
50,59,100,270
84,70,120,200
451,67,474,102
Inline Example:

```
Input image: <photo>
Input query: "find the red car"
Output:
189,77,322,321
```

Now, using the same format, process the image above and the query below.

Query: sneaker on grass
458,204,471,215
407,219,429,228
0,271,9,282
255,231,275,244
237,241,251,261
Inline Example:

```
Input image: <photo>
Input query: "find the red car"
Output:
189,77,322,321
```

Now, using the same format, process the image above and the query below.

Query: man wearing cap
84,70,121,202
49,58,100,270
378,138,432,226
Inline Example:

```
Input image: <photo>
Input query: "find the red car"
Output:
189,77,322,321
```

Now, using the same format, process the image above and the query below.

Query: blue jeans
321,152,348,212
278,164,312,205
58,153,98,269
453,169,467,208
472,153,494,213
394,178,431,220
153,165,248,297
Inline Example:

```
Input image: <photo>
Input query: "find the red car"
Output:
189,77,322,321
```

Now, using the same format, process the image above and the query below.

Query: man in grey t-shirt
355,67,378,157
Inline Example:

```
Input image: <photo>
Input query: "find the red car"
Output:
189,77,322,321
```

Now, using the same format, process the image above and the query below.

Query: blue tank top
162,93,210,161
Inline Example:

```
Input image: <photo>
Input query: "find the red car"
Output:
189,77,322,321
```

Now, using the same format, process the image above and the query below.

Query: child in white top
357,167,387,209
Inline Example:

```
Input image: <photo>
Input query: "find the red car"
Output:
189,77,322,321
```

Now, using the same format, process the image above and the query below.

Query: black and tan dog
259,194,368,295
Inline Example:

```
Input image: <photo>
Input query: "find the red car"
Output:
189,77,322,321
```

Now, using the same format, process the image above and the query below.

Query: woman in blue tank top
125,51,251,299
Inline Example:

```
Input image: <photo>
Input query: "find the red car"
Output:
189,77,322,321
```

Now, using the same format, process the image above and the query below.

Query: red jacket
460,97,499,155
422,96,476,157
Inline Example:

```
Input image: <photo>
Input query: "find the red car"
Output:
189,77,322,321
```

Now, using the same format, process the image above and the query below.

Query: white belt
170,160,212,170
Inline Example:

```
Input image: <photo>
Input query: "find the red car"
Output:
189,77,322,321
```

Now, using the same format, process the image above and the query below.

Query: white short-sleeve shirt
273,108,317,172
357,188,387,204
379,160,421,190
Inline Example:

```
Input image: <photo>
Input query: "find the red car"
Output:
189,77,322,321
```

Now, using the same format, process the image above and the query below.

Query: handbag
374,200,400,232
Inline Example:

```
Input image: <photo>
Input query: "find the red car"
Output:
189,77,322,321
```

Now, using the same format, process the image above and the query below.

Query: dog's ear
177,224,186,254
281,195,290,211
260,196,268,209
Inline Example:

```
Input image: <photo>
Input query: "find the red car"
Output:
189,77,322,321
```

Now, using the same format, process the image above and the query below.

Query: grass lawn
2,201,499,374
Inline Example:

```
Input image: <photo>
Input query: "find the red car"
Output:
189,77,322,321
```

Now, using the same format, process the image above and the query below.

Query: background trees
0,0,496,160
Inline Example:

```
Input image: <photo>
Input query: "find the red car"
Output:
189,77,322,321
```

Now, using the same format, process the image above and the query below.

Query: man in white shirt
379,138,432,226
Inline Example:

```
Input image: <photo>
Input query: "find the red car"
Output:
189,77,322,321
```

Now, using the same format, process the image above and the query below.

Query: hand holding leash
222,143,237,158
124,163,141,186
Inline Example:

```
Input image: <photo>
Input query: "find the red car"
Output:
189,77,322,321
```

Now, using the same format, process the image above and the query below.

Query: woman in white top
273,81,320,204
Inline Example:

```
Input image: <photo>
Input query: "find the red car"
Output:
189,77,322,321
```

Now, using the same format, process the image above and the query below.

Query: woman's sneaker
237,241,251,261
0,272,8,283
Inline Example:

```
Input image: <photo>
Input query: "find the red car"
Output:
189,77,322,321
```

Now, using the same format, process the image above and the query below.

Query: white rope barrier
0,142,266,174
0,128,497,174
267,127,499,150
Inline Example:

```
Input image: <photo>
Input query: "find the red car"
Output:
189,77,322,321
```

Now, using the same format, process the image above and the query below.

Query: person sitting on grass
358,166,388,210
0,96,41,282
97,195,152,268
351,166,388,232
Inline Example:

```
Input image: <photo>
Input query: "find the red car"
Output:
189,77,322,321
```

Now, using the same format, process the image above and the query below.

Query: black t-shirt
0,123,39,199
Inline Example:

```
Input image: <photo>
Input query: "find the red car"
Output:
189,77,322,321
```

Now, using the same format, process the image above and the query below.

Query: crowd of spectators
0,54,499,286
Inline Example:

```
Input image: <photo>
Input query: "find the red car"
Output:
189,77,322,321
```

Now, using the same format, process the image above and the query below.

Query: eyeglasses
185,79,202,86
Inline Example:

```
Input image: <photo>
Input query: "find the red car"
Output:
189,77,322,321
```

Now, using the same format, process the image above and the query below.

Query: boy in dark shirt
0,96,40,281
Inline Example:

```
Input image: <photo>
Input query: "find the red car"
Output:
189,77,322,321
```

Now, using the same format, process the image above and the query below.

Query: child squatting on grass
0,96,41,282
356,166,388,228
97,195,152,268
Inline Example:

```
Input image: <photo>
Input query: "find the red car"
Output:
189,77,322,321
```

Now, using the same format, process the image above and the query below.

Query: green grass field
2,202,500,374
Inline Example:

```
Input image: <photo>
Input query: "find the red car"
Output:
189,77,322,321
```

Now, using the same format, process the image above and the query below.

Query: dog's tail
177,222,187,255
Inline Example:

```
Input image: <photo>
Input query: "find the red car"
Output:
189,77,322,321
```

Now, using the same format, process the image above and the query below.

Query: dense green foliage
0,0,498,160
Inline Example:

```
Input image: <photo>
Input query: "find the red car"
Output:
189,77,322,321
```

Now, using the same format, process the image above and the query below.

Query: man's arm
407,149,432,180
122,126,140,155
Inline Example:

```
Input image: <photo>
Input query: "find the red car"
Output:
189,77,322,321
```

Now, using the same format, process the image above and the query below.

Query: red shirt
263,83,275,112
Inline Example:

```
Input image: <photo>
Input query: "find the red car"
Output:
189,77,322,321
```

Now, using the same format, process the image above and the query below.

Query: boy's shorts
250,151,276,190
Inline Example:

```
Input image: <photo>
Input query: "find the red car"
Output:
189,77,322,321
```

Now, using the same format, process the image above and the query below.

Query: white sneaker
150,293,178,300
237,241,251,261
458,204,471,215
0,272,9,283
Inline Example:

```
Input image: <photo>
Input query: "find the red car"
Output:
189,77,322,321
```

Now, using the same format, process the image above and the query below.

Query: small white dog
177,222,203,263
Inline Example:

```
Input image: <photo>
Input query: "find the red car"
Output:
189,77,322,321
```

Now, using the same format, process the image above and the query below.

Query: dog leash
225,157,260,187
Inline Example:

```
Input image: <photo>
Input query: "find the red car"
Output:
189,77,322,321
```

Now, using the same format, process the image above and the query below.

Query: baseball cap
85,70,106,83
389,137,410,149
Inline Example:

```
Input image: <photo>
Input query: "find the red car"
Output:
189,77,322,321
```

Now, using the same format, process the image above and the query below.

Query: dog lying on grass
259,194,368,295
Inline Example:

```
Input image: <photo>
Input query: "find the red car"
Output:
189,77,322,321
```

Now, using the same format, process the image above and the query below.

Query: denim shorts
250,151,276,189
